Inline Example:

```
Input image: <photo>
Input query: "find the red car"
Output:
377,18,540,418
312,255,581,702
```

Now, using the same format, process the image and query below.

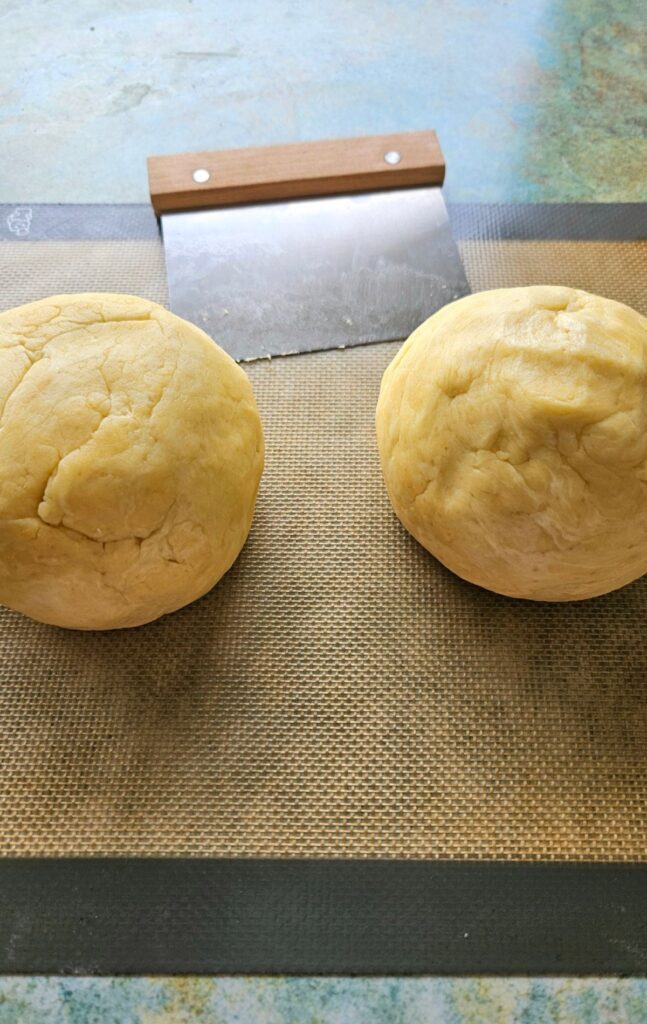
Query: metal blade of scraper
159,187,468,362
148,132,469,362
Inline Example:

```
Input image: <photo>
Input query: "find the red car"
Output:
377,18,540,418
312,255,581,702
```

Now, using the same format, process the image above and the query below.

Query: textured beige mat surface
0,233,645,858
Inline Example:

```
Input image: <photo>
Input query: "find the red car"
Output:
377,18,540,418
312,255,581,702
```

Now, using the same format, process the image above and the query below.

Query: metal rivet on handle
384,150,401,165
192,168,210,183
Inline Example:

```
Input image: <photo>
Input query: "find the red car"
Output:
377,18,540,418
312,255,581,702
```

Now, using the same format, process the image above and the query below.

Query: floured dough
0,293,264,628
376,286,647,601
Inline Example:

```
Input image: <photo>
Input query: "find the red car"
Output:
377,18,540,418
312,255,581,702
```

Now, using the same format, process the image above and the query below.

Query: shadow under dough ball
376,286,647,601
0,293,264,629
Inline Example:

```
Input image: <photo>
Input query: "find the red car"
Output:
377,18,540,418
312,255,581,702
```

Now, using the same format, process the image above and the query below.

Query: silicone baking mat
0,203,646,974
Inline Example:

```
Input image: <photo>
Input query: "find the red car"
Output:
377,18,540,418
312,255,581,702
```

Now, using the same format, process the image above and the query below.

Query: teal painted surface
2,977,647,1023
1,0,646,1019
1,0,645,203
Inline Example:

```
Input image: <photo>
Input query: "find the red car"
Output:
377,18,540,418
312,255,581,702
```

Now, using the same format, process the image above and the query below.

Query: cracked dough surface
0,293,264,628
376,286,647,601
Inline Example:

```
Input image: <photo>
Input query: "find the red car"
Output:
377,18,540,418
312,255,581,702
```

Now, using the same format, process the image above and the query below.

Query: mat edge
2,858,647,976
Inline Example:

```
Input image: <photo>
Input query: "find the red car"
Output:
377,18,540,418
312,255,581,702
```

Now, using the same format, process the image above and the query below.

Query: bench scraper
148,131,469,362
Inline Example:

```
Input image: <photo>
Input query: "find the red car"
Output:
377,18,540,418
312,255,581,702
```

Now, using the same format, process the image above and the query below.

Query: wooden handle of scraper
147,131,445,216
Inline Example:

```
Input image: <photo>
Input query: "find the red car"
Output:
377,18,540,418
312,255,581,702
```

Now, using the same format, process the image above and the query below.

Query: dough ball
376,286,647,601
0,294,264,629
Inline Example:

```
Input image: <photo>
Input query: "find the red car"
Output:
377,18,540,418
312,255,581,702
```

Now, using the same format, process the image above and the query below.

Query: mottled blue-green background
1,0,645,204
1,0,646,1018
2,977,647,1023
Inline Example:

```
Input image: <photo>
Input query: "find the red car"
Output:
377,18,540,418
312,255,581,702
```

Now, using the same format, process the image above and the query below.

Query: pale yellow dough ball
376,286,647,601
0,294,264,628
